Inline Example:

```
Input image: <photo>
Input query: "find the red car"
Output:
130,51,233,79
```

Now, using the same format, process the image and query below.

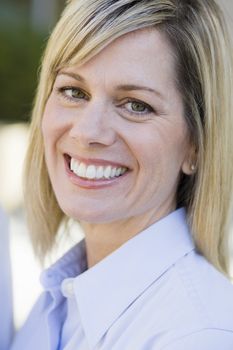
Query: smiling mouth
65,154,129,181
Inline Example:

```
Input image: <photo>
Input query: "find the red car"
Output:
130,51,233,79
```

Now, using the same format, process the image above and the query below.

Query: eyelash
56,86,89,102
118,99,154,117
55,86,155,118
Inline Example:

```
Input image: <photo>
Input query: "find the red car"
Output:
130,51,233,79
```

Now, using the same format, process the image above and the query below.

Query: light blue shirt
0,208,13,350
11,208,233,349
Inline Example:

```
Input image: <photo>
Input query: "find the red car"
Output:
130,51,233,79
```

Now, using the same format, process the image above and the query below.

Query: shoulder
142,251,233,349
174,249,233,331
161,329,233,350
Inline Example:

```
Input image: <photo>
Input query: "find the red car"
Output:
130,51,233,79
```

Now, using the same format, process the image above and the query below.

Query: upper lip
65,153,130,169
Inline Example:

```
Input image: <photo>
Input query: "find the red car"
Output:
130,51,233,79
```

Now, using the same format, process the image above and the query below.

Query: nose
69,101,116,148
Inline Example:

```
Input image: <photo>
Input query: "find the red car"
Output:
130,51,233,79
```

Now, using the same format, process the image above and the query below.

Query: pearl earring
191,164,195,171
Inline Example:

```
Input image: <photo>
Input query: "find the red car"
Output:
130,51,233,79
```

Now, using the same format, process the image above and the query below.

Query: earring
190,164,196,171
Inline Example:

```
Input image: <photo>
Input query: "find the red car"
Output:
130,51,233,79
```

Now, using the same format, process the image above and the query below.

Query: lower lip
64,158,130,189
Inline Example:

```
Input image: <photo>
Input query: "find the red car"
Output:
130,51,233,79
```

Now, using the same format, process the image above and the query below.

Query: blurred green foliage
0,0,66,123
0,25,46,123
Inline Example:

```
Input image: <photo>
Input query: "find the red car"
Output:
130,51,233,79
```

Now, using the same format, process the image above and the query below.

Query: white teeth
77,162,86,177
104,166,112,179
120,167,127,175
115,168,121,177
70,158,75,171
74,162,79,174
86,165,96,179
110,168,117,178
69,157,128,180
96,166,104,179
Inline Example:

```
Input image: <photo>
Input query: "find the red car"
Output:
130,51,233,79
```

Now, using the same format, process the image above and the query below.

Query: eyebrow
58,71,165,100
57,71,85,82
114,84,164,100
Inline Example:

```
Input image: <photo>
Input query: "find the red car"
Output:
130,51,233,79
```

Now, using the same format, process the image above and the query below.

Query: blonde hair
24,0,233,274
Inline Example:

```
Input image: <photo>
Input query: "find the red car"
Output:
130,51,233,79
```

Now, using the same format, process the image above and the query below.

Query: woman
0,207,13,350
11,0,233,349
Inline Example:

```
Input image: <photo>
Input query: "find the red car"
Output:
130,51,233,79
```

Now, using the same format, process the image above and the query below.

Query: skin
42,28,194,267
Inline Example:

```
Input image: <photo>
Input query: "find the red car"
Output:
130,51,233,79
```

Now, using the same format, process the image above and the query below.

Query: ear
181,145,197,175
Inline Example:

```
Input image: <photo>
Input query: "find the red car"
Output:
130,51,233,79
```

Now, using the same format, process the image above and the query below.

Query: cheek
126,121,189,178
41,98,56,139
42,97,71,146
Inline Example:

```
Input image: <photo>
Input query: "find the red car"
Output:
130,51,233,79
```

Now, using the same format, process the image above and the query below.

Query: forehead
59,28,177,89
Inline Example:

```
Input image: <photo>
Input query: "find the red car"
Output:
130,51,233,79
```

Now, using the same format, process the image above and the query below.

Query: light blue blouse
0,208,13,350
11,208,233,349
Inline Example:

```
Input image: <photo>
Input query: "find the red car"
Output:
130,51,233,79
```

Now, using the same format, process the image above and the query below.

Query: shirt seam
175,253,212,327
161,328,233,349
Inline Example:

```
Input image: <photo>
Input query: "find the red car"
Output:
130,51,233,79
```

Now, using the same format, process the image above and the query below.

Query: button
61,278,75,298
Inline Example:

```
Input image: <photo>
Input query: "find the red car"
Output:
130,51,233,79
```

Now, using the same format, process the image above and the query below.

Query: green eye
131,101,147,112
123,99,153,116
57,86,89,102
70,89,87,99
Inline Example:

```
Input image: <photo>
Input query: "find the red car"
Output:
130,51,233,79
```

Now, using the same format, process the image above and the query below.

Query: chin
60,201,116,224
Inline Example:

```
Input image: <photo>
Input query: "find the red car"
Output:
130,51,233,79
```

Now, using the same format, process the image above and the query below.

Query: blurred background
0,0,83,330
0,0,233,331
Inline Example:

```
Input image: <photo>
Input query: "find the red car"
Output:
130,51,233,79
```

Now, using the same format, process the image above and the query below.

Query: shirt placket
46,288,66,350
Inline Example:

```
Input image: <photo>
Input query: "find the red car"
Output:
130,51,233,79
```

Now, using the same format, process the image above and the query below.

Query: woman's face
42,28,193,226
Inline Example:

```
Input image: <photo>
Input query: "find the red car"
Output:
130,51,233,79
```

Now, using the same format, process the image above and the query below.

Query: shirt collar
40,208,194,348
40,239,87,290
72,208,194,349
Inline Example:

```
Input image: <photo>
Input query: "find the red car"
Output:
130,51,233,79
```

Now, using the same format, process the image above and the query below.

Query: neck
80,204,175,268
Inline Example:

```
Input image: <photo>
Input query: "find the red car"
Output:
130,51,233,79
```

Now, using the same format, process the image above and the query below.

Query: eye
126,101,151,113
122,99,154,116
56,86,89,102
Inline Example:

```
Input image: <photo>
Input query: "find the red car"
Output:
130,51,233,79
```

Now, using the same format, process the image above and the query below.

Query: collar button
61,278,75,298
